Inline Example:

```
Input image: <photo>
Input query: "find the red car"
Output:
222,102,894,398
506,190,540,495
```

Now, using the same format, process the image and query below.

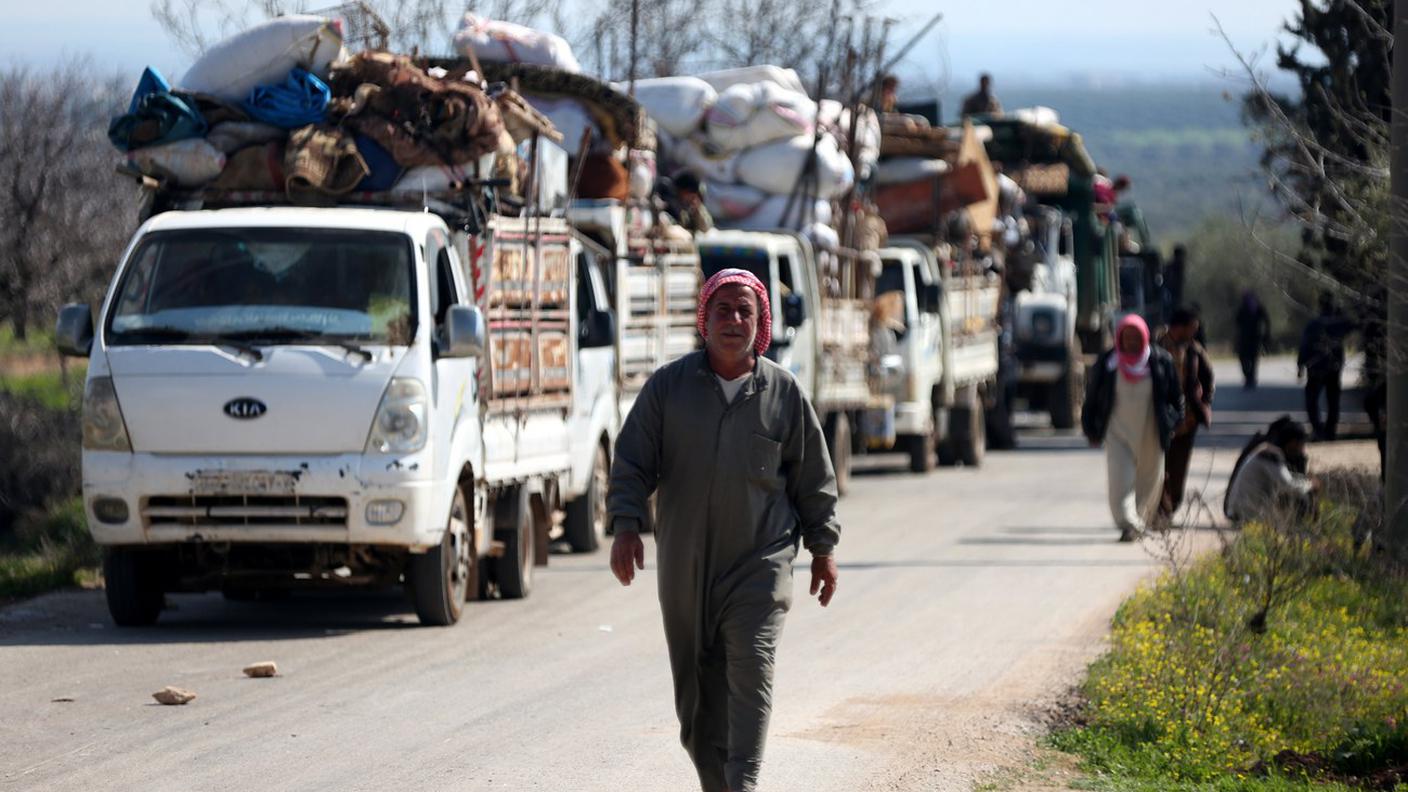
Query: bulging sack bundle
127,139,226,187
703,181,768,221
666,135,739,184
453,14,581,73
705,81,816,152
724,195,831,232
179,15,344,103
734,134,854,199
695,65,807,96
628,76,716,138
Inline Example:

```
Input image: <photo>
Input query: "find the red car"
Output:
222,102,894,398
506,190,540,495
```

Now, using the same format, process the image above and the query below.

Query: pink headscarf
1112,314,1151,382
697,268,772,355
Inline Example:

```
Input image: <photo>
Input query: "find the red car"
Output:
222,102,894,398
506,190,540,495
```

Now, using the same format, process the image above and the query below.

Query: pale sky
1,0,1302,90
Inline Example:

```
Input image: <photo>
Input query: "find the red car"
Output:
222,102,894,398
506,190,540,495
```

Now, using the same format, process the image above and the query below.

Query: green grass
0,367,85,411
0,323,55,356
0,498,99,600
1049,487,1408,791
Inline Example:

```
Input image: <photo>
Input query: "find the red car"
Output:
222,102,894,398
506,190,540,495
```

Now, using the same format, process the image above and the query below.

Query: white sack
722,195,831,231
818,100,881,181
393,155,496,192
705,81,816,151
205,121,285,154
734,134,854,199
667,135,739,184
805,222,840,252
703,181,767,220
696,65,807,95
1011,106,1061,127
623,76,716,137
452,14,581,73
127,139,226,187
179,16,343,103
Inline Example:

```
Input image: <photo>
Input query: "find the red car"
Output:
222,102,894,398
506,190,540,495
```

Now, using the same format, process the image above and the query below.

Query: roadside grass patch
0,366,84,411
1051,473,1408,790
0,498,99,600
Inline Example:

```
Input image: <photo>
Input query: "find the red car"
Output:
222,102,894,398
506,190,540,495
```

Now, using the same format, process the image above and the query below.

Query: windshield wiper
216,327,373,362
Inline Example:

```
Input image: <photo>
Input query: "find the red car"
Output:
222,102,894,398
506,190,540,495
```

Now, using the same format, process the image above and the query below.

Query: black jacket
1081,347,1185,451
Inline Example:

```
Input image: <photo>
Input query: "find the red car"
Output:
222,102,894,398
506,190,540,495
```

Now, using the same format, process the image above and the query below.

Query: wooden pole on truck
1388,0,1408,558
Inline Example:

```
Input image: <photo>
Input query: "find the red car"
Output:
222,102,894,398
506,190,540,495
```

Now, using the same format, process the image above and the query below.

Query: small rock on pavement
243,661,278,678
152,686,197,705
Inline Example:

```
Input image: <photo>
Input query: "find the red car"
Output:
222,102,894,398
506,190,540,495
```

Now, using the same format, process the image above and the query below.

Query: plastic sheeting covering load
126,138,226,187
705,82,816,152
179,16,344,103
625,76,716,138
452,14,581,73
734,134,854,199
244,67,331,129
108,68,207,152
695,65,807,96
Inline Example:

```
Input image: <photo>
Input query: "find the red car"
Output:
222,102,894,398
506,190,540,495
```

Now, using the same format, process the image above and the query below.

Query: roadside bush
1053,472,1408,786
0,390,82,538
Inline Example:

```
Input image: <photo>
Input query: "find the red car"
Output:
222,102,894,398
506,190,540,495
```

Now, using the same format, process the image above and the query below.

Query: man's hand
610,532,645,586
809,555,838,607
1177,414,1198,435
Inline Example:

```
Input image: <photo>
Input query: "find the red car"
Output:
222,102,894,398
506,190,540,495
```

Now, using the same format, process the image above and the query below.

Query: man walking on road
607,268,841,792
1158,307,1214,518
1298,291,1353,440
1234,290,1271,388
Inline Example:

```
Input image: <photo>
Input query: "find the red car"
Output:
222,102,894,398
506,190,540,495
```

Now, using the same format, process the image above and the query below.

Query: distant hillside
964,84,1274,243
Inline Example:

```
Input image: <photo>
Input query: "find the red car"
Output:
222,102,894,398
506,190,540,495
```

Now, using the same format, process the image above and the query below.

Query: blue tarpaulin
244,67,331,129
108,66,207,152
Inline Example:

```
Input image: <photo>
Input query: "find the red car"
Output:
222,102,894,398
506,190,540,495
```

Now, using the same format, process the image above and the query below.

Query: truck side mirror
782,293,807,328
441,305,487,359
55,303,94,358
580,308,615,349
922,283,943,313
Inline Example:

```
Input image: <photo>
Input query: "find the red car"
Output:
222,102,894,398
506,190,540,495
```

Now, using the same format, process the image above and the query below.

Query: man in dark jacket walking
1298,292,1353,440
607,268,841,792
1235,290,1271,388
1158,307,1215,517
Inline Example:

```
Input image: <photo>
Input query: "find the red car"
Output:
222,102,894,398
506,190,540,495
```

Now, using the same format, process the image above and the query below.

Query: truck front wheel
1049,356,1083,430
950,405,986,467
903,431,936,473
103,548,164,627
408,486,475,626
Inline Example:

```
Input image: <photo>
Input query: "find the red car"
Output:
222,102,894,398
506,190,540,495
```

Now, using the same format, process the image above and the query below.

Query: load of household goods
870,109,998,240
108,14,562,203
631,67,881,250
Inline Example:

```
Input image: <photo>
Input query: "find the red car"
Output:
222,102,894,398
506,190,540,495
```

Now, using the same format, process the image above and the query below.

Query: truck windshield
877,260,906,296
698,247,771,291
106,228,417,347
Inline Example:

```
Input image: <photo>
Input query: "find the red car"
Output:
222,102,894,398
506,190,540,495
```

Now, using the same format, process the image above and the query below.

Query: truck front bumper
81,451,447,550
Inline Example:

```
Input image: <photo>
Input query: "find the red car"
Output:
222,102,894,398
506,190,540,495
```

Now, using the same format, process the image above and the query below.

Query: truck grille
143,495,349,528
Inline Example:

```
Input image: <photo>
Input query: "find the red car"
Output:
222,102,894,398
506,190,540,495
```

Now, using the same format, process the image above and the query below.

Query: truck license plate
190,470,298,496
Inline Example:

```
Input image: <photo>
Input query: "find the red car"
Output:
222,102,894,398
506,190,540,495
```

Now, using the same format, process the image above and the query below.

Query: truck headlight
366,378,428,454
82,376,132,452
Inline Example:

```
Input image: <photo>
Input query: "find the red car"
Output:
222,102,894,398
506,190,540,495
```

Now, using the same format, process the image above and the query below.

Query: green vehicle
966,114,1157,428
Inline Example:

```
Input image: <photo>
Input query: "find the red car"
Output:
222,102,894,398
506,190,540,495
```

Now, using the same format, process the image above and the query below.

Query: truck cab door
428,229,477,481
771,248,818,397
573,244,616,426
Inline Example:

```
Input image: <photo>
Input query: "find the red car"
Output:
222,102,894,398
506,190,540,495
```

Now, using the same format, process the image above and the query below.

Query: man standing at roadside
1298,291,1353,440
1159,306,1215,518
607,268,841,792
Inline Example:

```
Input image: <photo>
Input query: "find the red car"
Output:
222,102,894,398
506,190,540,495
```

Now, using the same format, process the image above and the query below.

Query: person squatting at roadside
1158,306,1215,518
1082,314,1184,542
1225,419,1317,524
606,268,841,792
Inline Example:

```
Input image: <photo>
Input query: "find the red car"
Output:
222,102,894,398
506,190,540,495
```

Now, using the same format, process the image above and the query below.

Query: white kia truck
57,203,578,627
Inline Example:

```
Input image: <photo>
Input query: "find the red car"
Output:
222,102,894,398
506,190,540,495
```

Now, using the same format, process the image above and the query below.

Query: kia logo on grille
223,397,267,420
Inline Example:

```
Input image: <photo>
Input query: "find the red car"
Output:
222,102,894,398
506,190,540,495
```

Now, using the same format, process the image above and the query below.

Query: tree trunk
1387,0,1407,559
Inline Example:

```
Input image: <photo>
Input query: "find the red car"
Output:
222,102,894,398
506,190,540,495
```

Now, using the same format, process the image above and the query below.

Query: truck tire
903,432,936,473
408,486,475,626
103,548,164,627
564,444,608,553
824,412,852,496
985,388,1017,450
950,406,986,467
1050,357,1083,430
493,486,534,599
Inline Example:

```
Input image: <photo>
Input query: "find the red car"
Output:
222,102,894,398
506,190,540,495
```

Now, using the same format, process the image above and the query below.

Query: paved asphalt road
0,357,1375,792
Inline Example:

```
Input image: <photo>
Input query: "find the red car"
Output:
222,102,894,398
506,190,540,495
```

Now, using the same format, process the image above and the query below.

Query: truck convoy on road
61,12,1162,627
